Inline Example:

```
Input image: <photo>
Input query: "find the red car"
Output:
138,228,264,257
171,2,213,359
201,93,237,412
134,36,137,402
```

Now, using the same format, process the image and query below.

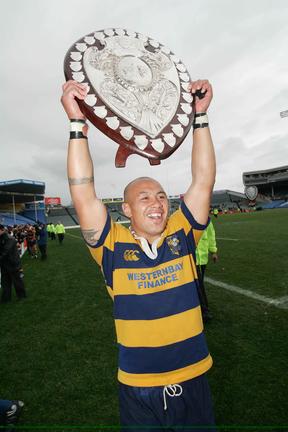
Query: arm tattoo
68,176,94,186
81,228,100,246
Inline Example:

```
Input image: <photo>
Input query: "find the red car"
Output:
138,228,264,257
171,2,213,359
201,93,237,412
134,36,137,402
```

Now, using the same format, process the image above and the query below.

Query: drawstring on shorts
163,384,183,410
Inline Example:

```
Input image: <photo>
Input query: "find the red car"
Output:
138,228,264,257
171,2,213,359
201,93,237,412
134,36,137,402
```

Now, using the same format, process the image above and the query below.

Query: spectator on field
37,223,48,260
196,220,218,323
26,226,37,258
50,223,56,240
46,223,52,239
0,225,27,303
55,221,65,244
0,399,24,430
212,208,218,218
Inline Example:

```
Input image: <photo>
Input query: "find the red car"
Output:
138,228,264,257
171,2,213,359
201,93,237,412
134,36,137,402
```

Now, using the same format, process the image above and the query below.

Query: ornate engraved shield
244,186,258,201
64,29,194,167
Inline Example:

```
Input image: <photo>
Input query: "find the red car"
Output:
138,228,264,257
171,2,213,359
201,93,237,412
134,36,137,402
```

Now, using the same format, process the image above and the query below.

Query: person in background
55,221,65,244
37,223,48,260
46,223,52,239
50,223,56,241
0,225,27,303
196,220,218,322
26,225,37,258
0,399,24,431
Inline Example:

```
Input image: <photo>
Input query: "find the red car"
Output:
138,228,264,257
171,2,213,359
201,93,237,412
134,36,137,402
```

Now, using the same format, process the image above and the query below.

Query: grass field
0,209,287,431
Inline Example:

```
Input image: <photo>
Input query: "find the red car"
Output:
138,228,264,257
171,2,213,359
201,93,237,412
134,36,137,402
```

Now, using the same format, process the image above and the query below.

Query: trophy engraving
64,29,194,167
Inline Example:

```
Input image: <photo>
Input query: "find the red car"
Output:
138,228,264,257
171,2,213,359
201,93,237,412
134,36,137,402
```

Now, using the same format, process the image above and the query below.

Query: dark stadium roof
243,165,288,176
0,179,45,203
211,189,247,204
243,166,288,191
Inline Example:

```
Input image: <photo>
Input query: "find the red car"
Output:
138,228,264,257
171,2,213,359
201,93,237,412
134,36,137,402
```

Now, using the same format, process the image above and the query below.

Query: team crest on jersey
166,235,181,255
124,249,140,261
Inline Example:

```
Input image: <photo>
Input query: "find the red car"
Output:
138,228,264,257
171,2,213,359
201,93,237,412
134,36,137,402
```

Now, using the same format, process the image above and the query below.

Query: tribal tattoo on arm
81,228,101,246
68,176,94,186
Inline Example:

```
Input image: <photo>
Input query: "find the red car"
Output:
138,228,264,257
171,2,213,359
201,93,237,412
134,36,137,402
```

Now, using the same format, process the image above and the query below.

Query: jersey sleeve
84,214,121,297
169,200,209,247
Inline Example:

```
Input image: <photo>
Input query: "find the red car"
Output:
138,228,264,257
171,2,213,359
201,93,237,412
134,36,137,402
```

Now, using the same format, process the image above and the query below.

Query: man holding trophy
61,76,216,431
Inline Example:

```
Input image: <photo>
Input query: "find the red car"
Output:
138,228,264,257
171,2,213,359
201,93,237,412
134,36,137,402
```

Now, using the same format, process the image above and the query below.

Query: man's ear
122,202,132,218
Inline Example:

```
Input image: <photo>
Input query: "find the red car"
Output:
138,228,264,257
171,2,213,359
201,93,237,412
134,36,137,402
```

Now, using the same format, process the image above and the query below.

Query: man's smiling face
122,177,169,243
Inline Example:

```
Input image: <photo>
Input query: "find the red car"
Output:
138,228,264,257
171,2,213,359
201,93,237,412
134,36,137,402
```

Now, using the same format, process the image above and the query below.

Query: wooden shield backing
64,28,194,167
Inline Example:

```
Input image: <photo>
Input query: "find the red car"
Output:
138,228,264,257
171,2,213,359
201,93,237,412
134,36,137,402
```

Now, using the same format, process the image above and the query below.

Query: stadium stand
46,207,78,227
47,214,77,227
260,200,286,209
211,189,249,210
0,212,36,226
243,165,288,201
0,179,46,224
21,208,46,223
65,206,79,225
47,202,129,228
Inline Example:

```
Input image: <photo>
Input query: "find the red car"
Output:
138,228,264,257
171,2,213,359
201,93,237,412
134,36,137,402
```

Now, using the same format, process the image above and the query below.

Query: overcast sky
1,0,288,204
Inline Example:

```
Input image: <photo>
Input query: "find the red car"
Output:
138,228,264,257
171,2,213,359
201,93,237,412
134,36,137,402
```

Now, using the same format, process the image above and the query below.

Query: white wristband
194,114,209,125
70,121,85,132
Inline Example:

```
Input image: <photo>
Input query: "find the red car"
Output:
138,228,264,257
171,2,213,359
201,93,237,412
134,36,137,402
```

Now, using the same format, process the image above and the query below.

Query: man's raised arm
61,80,107,246
184,80,216,225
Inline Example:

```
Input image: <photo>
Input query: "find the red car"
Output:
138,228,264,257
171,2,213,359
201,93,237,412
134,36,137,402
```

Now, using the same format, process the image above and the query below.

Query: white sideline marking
205,277,288,310
276,295,288,309
66,233,82,240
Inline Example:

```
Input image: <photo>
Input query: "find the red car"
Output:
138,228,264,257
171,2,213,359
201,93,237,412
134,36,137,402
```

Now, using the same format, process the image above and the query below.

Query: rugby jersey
88,201,212,387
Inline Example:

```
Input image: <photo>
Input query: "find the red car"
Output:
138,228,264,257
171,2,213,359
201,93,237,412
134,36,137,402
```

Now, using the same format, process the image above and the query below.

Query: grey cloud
251,133,288,167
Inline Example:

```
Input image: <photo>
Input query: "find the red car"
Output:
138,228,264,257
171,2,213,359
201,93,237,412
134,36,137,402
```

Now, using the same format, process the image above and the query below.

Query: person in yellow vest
212,208,218,218
196,220,218,322
49,223,56,240
55,222,65,244
46,223,52,239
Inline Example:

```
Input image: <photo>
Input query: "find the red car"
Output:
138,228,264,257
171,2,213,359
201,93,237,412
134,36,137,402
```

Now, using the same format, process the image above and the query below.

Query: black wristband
70,131,87,140
194,112,207,118
70,119,86,124
193,123,209,130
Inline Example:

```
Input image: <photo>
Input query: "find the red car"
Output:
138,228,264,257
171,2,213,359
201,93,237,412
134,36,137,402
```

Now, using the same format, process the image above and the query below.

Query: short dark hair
0,224,6,230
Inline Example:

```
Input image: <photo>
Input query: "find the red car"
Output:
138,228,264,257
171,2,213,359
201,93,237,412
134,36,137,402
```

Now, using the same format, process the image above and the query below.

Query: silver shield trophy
64,29,195,167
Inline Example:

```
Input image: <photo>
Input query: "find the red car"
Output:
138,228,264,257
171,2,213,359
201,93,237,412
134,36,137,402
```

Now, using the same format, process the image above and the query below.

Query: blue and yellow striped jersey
88,201,212,387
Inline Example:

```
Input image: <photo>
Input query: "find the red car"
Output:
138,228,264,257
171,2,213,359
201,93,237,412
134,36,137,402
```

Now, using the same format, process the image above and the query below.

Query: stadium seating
261,200,286,209
47,215,78,226
0,212,36,226
20,209,46,223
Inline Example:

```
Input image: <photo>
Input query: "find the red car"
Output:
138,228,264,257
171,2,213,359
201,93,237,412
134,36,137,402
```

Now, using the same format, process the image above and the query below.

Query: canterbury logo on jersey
124,250,140,261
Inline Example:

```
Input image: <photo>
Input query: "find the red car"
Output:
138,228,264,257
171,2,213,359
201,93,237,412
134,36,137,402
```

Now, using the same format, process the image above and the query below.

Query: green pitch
0,209,287,430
